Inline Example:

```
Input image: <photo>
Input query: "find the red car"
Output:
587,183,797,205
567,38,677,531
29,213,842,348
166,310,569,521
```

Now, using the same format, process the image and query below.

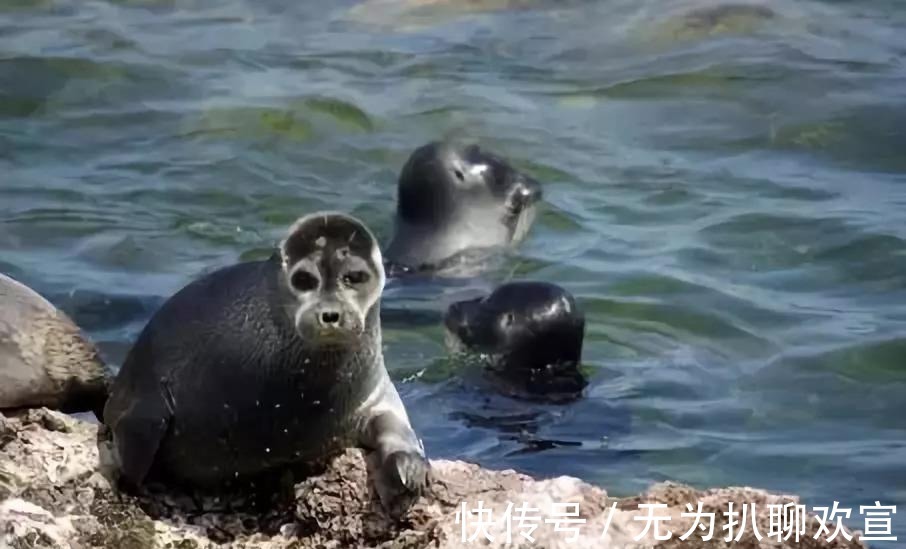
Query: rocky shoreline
0,409,865,548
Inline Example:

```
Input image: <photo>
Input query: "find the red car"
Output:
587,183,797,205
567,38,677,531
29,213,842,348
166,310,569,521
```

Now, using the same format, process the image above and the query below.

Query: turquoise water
2,0,905,544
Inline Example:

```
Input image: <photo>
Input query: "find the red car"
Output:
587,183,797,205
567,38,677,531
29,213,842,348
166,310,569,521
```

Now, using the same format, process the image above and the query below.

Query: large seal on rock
103,212,428,517
384,141,542,276
0,273,107,416
444,281,587,402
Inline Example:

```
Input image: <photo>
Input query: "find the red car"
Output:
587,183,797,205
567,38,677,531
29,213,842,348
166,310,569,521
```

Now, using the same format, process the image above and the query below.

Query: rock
0,273,108,416
0,409,866,548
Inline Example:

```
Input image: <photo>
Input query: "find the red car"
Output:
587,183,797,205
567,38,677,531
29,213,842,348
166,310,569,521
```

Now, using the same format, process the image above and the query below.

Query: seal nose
319,308,342,327
444,297,484,341
506,173,542,213
517,175,542,205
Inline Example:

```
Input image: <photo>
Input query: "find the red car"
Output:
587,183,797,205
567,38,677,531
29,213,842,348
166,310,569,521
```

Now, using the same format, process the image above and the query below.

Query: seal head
385,141,542,275
280,213,385,345
445,281,587,402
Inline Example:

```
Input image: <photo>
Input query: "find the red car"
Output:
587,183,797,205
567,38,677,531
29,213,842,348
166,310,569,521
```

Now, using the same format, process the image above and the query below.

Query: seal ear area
443,143,500,191
494,313,586,388
397,141,495,196
279,210,380,270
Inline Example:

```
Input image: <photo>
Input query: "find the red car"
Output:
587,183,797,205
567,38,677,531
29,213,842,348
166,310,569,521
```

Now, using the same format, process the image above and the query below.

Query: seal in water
0,273,107,416
103,212,428,517
384,141,542,276
444,281,587,402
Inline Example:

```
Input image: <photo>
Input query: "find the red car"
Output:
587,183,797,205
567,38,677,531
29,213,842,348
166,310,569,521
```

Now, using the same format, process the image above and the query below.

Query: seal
0,273,107,416
444,281,587,402
103,212,428,517
384,141,542,276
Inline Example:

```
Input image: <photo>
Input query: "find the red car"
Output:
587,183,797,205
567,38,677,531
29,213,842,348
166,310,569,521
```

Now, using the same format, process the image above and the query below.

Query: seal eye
290,270,319,292
453,169,465,182
342,270,370,286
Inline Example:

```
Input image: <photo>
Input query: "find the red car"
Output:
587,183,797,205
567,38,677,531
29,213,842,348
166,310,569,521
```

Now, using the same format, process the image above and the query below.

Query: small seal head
279,212,385,345
445,281,587,401
385,141,542,275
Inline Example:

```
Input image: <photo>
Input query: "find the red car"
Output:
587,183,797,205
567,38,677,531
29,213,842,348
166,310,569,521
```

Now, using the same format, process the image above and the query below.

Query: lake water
1,0,904,544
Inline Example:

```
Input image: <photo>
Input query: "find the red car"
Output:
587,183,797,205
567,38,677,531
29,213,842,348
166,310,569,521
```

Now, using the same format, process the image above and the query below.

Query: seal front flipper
104,386,171,489
377,449,428,518
357,375,428,518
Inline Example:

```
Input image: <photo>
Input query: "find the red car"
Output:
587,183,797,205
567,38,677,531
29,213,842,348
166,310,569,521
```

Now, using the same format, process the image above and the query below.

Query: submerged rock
0,409,866,548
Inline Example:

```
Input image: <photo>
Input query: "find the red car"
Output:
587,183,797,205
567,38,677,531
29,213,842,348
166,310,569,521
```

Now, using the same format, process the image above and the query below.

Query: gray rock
0,274,107,415
0,409,867,548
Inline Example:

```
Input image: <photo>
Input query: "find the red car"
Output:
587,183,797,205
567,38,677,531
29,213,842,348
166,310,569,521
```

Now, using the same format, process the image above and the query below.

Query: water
2,0,905,544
